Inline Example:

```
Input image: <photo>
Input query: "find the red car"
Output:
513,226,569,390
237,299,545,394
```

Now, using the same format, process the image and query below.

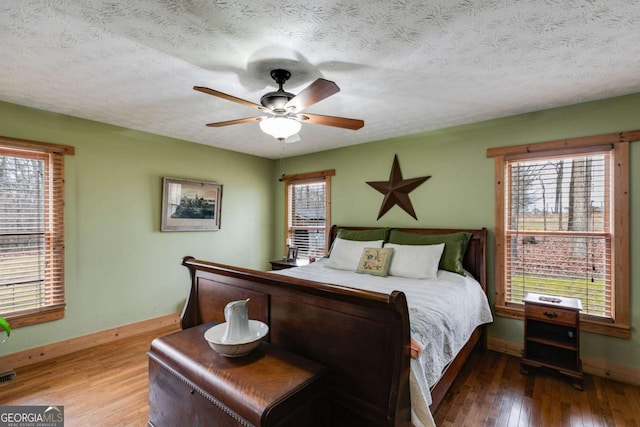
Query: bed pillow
356,247,394,277
336,227,391,242
384,243,444,279
388,230,472,275
326,237,384,270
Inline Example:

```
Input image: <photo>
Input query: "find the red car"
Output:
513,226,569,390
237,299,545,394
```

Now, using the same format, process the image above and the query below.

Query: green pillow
388,230,472,275
356,247,394,277
337,228,391,242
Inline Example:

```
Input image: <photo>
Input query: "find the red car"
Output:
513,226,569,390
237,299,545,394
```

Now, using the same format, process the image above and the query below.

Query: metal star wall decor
366,155,431,220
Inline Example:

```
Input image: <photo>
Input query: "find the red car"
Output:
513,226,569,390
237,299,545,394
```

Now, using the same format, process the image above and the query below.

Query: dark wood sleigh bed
169,226,487,426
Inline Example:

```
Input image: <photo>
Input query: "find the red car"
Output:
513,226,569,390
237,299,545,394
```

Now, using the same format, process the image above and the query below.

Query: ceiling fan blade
205,117,263,127
301,113,364,130
194,86,264,110
284,79,340,112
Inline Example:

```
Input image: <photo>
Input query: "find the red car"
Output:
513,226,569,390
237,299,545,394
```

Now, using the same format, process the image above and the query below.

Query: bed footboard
180,256,412,427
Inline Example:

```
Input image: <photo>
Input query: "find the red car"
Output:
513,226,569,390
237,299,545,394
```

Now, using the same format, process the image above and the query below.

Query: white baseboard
0,313,180,370
487,336,640,386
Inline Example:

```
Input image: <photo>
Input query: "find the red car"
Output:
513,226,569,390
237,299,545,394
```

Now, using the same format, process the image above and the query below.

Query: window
0,135,73,329
283,170,334,260
488,131,636,338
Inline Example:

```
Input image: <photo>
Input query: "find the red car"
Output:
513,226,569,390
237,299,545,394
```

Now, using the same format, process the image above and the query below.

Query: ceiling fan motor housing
260,69,295,111
260,90,295,111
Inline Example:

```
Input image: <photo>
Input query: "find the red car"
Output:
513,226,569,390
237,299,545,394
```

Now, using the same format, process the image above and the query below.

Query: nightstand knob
543,311,558,319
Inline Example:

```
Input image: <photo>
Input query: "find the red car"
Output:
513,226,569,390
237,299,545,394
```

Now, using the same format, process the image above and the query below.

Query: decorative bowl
204,320,269,357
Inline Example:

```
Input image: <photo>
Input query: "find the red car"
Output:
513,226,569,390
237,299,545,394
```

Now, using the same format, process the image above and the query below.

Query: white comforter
272,258,493,427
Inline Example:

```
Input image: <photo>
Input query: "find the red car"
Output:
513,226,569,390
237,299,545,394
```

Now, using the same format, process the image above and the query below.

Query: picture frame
161,177,222,231
286,247,298,261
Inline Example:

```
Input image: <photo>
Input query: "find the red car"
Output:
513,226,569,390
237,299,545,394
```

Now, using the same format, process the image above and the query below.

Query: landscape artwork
161,177,222,231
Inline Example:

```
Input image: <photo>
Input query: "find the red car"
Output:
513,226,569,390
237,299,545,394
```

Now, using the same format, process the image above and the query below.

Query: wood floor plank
626,383,640,427
482,351,508,425
433,349,640,427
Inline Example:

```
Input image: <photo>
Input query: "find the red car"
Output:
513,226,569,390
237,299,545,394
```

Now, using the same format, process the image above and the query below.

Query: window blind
505,151,612,319
0,147,65,320
288,180,327,259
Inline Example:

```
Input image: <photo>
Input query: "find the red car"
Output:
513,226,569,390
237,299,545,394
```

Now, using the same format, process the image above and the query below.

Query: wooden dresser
148,323,328,427
521,293,583,390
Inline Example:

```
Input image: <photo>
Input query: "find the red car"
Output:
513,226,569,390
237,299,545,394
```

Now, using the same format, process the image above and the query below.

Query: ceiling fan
194,69,364,141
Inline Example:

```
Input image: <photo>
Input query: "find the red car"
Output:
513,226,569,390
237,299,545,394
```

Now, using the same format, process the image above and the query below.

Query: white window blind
288,180,327,259
505,151,612,319
0,146,66,323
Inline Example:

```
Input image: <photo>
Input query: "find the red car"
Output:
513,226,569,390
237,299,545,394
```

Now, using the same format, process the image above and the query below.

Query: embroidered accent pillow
356,247,394,277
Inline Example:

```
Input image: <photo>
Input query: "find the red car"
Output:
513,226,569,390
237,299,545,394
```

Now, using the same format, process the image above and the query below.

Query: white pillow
327,238,384,271
385,243,445,279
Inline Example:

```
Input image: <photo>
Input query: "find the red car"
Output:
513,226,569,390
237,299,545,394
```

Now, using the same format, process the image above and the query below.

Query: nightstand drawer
526,304,576,326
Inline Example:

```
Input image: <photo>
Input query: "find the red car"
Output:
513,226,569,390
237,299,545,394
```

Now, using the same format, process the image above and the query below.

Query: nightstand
521,292,584,390
269,259,308,270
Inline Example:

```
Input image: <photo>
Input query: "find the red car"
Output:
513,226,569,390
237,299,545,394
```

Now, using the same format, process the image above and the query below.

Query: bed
178,226,492,427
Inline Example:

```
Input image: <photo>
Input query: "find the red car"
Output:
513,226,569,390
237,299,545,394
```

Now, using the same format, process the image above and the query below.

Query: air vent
0,370,16,383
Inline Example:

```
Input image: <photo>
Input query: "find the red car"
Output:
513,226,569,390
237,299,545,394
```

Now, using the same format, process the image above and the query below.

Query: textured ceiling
1,0,639,159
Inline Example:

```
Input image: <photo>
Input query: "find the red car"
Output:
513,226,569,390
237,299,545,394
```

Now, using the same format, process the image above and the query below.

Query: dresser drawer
526,304,577,326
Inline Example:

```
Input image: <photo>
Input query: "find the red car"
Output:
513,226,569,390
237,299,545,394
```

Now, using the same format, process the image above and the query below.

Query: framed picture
161,177,222,231
287,247,298,261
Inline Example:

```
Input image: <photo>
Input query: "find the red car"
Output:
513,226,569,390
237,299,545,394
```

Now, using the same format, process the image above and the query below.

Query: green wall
274,93,640,370
0,101,274,355
1,92,638,371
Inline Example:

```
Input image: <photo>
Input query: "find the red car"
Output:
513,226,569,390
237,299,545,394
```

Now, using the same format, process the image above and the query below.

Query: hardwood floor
0,324,179,427
1,327,638,427
433,348,640,426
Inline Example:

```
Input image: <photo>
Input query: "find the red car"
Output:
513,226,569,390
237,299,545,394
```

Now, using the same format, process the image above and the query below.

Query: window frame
282,169,334,259
488,130,638,339
0,135,74,329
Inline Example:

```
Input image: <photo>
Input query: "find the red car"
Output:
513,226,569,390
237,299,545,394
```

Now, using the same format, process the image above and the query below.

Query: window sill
3,305,65,329
494,305,630,339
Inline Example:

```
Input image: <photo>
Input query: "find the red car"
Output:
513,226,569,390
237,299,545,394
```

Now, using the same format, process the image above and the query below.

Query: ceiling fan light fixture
259,117,301,141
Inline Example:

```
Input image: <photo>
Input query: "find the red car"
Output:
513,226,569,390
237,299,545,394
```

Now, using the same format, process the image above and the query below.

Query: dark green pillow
337,228,391,242
388,230,472,275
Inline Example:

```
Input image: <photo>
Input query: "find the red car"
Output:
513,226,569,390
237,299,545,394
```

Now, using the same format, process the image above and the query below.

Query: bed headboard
329,225,487,291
